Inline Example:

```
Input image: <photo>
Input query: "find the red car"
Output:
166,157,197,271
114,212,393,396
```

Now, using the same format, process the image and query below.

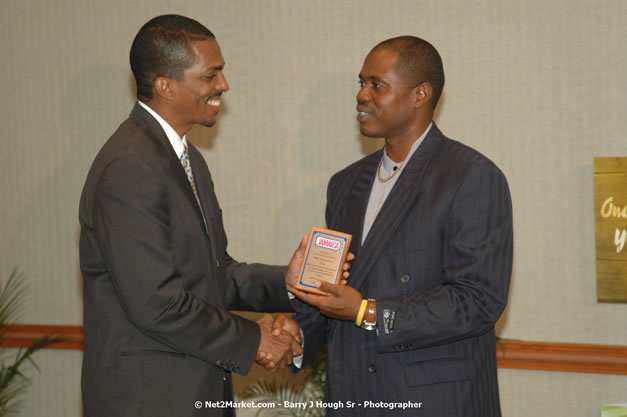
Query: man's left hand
290,282,362,321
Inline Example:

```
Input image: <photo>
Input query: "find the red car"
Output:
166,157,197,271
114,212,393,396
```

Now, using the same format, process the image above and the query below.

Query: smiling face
356,48,420,143
169,38,229,135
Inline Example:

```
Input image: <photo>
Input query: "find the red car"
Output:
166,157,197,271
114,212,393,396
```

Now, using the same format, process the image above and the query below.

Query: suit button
216,260,220,267
400,274,410,283
368,364,376,373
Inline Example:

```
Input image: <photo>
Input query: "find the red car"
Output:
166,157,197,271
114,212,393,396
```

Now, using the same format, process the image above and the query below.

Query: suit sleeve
222,255,294,313
93,155,260,375
376,161,513,352
187,146,295,314
292,303,328,372
288,173,345,370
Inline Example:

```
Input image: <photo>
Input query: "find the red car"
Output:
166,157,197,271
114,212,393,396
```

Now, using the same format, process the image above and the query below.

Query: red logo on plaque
315,236,341,251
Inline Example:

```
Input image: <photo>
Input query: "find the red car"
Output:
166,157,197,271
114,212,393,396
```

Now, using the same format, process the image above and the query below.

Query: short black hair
374,36,445,109
130,14,215,101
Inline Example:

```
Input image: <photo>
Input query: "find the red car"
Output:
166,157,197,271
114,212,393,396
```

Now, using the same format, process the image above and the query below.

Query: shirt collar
381,122,433,172
138,101,188,159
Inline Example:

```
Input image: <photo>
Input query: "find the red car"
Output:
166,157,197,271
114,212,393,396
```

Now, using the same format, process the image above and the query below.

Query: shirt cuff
292,329,305,368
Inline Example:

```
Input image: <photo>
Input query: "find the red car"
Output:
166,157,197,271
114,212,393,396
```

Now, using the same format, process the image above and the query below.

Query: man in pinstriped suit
286,36,513,416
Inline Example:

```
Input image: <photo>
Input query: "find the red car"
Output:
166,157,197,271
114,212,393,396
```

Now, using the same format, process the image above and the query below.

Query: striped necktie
180,144,208,231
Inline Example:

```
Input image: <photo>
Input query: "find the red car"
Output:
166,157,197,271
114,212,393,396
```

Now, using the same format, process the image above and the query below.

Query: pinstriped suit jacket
295,124,513,417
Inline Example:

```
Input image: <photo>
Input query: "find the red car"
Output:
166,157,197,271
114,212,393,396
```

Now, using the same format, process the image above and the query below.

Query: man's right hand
271,314,302,357
285,236,308,292
285,235,355,291
256,314,302,371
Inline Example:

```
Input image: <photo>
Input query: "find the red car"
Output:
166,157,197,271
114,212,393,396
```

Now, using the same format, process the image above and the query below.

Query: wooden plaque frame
295,227,352,295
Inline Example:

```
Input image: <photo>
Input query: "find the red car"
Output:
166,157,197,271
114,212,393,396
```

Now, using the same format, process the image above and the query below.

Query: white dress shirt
138,101,188,158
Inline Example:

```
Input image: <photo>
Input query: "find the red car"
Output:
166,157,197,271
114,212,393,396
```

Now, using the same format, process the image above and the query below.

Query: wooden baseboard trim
0,324,83,350
2,325,626,375
496,339,627,375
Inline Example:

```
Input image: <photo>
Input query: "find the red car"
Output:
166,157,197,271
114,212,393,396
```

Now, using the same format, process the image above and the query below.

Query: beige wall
1,1,626,416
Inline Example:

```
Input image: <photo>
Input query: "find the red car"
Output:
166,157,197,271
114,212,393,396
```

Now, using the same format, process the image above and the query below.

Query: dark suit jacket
295,124,513,417
79,104,293,417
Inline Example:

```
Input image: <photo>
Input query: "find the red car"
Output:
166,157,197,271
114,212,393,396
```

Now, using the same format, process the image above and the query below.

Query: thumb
296,235,308,254
272,315,285,336
317,281,340,296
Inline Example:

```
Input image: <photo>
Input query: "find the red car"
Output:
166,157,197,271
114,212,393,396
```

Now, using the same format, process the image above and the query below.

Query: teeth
207,98,220,106
358,111,368,116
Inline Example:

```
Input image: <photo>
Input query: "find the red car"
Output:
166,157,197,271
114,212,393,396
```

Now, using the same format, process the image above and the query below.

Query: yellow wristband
355,299,368,327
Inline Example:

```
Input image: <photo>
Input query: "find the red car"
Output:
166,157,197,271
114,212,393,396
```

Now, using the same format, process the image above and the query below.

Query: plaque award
295,227,352,295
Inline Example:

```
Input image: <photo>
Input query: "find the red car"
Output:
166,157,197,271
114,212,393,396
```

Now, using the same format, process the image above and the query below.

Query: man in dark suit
79,15,305,417
286,36,513,416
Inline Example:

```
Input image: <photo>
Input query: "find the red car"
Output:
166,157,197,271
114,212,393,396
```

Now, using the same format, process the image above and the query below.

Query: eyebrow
204,64,225,74
359,74,385,83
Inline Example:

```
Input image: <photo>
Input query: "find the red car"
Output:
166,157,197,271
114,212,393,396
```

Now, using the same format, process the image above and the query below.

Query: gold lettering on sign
600,196,627,219
615,228,627,254
599,197,627,253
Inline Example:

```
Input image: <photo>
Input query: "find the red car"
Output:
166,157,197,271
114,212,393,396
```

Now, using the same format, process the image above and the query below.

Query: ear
414,82,433,108
153,76,176,101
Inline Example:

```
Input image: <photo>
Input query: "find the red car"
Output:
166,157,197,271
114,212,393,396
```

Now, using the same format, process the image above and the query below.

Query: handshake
255,313,302,371
254,235,357,371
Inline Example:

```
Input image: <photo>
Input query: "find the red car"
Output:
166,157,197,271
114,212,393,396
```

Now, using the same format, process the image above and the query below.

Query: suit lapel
343,152,380,255
129,104,209,238
348,126,443,291
170,151,209,236
188,144,219,247
187,143,225,299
